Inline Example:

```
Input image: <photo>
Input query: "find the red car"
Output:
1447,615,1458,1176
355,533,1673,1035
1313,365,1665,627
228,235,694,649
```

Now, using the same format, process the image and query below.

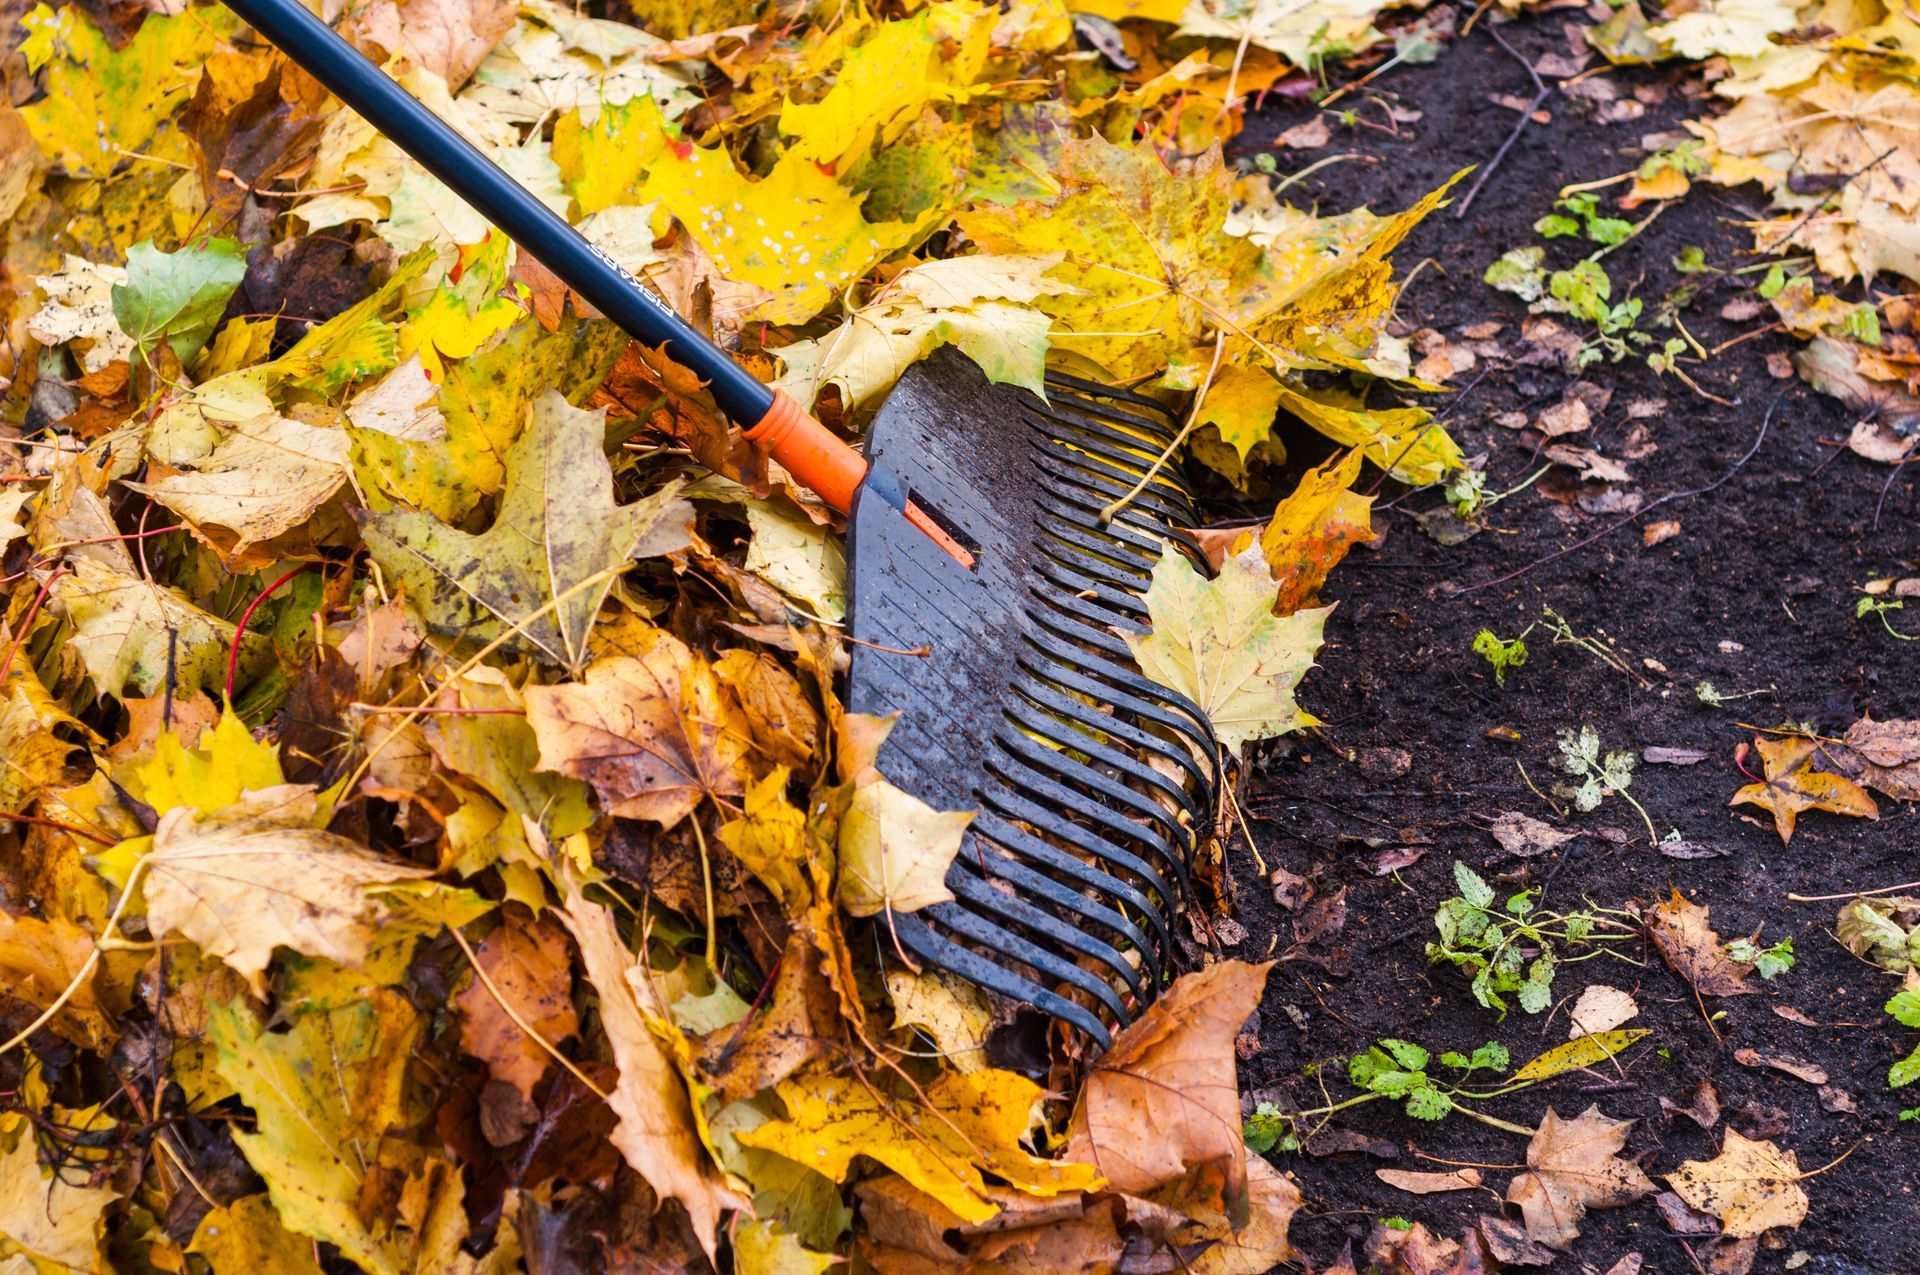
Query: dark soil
1230,13,1920,1273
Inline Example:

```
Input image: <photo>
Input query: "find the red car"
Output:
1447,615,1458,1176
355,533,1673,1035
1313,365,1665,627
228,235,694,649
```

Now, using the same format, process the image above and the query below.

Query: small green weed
1858,596,1918,641
1472,628,1530,686
1557,725,1661,843
1725,935,1795,981
1427,860,1635,1016
1243,1101,1290,1154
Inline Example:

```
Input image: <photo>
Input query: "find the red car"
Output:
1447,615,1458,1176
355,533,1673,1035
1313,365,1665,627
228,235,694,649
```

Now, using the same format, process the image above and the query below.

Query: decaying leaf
455,912,580,1100
1666,1130,1809,1239
1568,984,1639,1038
361,391,692,672
1507,1106,1655,1248
143,786,436,995
525,636,752,828
1836,894,1920,972
1128,543,1326,753
1067,960,1272,1206
1511,1029,1650,1082
1645,889,1757,996
1378,1168,1483,1193
1730,735,1878,845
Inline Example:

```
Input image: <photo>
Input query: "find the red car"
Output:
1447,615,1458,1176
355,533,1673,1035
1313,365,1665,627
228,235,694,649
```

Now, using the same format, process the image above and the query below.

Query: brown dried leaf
1645,889,1756,997
456,913,580,1101
1505,1106,1655,1248
554,872,744,1260
1376,1168,1482,1193
1066,960,1273,1207
525,640,752,829
1732,1048,1827,1085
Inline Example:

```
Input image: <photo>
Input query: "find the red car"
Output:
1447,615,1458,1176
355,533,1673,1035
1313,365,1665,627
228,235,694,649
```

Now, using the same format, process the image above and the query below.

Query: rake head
846,349,1223,1052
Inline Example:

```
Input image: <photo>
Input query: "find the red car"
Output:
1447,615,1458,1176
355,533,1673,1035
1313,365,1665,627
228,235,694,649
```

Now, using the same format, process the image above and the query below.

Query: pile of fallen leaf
0,0,1469,1268
1584,0,1920,460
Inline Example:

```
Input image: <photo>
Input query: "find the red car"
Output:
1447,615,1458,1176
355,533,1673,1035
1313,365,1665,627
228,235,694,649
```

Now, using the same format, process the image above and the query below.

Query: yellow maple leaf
640,143,922,324
958,135,1271,379
778,5,994,171
1127,542,1326,752
1260,448,1374,614
1731,735,1879,845
18,3,234,178
738,1066,1104,1223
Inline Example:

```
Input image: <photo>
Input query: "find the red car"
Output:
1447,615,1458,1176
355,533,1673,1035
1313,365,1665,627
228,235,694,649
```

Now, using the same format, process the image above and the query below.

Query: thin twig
1455,23,1548,219
1461,388,1782,594
1098,333,1226,525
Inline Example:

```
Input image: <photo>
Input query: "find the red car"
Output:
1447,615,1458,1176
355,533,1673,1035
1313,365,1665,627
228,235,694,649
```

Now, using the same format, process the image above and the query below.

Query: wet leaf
1645,889,1757,996
1730,735,1878,845
1665,1130,1809,1239
1128,542,1326,753
1506,1106,1655,1248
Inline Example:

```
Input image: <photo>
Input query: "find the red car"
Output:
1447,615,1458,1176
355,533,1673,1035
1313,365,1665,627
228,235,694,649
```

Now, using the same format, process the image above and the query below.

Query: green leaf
1243,1101,1286,1154
111,238,249,364
1534,213,1582,239
1473,1041,1509,1071
1512,1029,1649,1082
1586,215,1634,246
1892,1045,1920,1090
1888,989,1920,1029
1453,860,1494,910
1380,1038,1429,1072
1484,246,1546,302
1405,1085,1452,1121
1518,953,1556,1014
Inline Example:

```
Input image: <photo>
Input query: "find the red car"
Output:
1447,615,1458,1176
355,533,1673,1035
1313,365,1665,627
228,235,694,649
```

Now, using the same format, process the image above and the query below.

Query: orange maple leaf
1731,736,1878,845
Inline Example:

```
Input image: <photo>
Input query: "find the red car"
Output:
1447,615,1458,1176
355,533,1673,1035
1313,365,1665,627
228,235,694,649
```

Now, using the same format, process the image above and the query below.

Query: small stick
1455,22,1548,219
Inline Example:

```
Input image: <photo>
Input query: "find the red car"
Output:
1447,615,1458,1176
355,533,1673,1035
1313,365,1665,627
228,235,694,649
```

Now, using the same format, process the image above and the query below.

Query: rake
221,0,1224,1049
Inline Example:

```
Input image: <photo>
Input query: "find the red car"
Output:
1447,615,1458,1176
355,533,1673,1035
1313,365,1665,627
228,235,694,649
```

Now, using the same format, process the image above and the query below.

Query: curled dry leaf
1645,888,1756,996
1733,1048,1828,1085
1665,1129,1809,1239
1067,960,1273,1206
1827,715,1920,800
1506,1105,1656,1248
554,871,743,1260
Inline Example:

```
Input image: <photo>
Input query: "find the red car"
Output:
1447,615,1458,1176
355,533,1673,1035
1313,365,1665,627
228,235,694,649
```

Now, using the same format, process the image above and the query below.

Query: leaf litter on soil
3,0,1917,1268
